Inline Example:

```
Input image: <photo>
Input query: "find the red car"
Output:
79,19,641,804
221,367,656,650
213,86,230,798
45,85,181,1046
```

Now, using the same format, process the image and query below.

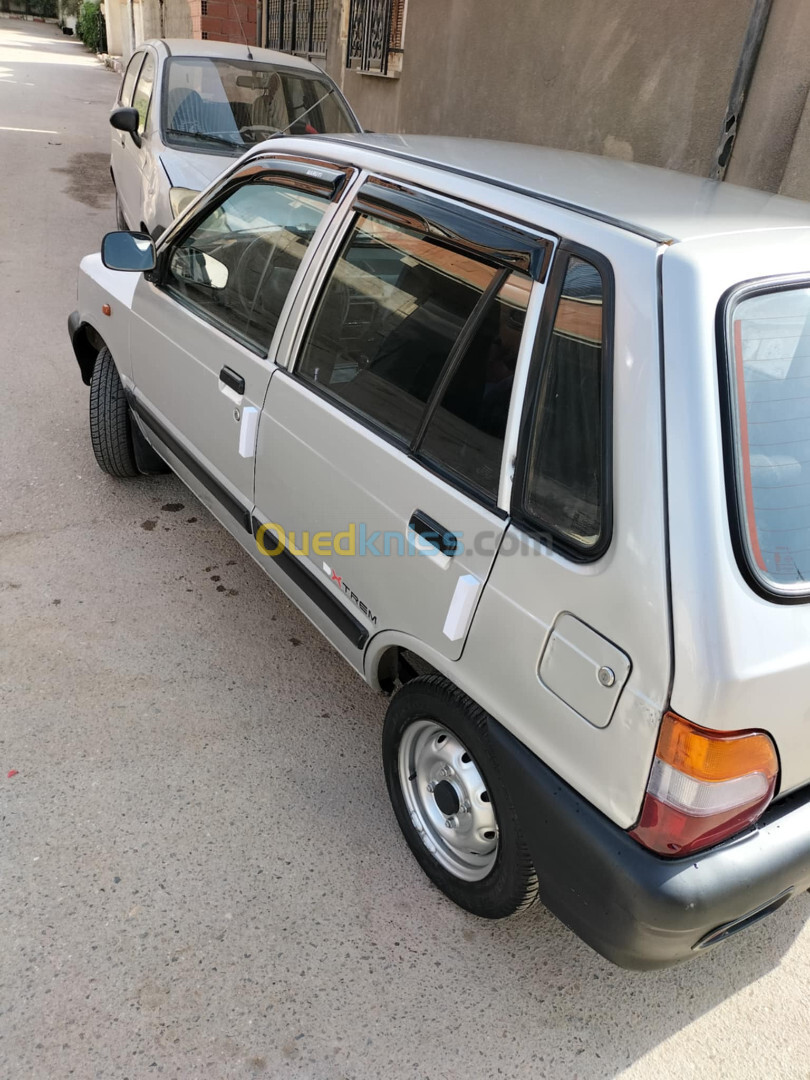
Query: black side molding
128,395,252,533
252,516,369,649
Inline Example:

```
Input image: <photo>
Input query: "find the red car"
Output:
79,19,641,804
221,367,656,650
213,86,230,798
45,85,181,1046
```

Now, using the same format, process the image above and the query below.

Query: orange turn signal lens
656,712,778,784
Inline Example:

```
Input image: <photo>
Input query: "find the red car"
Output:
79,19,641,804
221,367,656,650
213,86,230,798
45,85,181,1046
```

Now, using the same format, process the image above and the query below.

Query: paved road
1,20,809,1080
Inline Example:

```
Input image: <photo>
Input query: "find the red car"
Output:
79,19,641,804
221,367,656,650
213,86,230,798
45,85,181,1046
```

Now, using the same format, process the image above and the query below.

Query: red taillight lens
630,712,779,857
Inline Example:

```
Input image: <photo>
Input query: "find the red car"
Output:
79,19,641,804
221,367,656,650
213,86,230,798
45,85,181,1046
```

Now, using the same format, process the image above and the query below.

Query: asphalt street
1,19,809,1080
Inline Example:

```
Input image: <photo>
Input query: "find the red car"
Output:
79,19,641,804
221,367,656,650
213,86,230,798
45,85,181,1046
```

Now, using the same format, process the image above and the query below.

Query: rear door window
296,212,503,445
725,283,810,594
417,271,531,500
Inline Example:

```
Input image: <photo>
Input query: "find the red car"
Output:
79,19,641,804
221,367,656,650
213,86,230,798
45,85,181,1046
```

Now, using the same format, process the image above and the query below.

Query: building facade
107,0,810,201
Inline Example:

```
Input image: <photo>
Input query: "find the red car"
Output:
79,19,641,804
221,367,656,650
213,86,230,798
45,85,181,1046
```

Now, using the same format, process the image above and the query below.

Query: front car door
111,49,146,229
254,179,553,662
128,157,353,529
115,47,158,232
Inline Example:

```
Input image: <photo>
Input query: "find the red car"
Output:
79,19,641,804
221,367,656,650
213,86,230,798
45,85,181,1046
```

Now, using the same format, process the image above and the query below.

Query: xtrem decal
322,563,377,625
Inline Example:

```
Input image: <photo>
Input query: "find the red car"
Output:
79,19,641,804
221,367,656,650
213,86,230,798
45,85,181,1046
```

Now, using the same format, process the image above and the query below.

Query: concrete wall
724,0,810,196
111,0,195,58
326,0,757,177
163,0,192,37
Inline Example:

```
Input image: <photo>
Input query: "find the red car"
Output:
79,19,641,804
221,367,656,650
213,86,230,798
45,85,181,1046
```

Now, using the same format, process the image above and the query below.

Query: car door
114,47,158,232
111,49,145,228
253,179,553,661
128,157,354,529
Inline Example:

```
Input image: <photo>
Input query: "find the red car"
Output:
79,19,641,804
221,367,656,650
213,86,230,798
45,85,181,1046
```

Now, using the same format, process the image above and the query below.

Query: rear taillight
630,712,778,857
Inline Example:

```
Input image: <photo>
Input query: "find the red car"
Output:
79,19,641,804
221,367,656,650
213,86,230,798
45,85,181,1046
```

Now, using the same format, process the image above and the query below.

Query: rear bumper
487,718,810,969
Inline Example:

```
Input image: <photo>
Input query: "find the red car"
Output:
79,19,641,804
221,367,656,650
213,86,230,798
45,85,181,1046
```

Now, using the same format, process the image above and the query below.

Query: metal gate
265,0,329,60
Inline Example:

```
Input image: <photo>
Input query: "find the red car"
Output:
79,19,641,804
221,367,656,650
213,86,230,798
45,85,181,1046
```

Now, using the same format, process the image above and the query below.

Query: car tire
382,674,539,919
89,347,140,478
115,189,127,231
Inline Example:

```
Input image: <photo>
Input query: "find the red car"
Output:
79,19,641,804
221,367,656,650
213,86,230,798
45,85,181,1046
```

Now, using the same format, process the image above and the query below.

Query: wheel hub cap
398,719,499,881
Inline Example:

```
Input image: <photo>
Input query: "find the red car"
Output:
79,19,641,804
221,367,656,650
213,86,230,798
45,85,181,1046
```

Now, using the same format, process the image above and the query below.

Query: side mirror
110,106,141,147
101,231,156,272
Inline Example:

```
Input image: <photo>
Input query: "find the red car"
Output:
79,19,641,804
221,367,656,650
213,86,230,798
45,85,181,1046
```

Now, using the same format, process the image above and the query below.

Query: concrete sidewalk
1,20,809,1080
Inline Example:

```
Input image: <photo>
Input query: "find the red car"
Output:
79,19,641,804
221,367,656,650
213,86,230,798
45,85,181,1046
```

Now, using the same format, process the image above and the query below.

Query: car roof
314,133,810,244
153,38,322,74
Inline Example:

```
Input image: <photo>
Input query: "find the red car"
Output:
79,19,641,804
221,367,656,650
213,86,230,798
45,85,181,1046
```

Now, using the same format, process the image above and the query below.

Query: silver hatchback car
69,134,810,969
110,38,361,238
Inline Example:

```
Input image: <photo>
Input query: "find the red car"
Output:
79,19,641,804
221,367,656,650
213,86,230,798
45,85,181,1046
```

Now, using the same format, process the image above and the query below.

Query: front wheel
382,675,539,919
89,347,139,478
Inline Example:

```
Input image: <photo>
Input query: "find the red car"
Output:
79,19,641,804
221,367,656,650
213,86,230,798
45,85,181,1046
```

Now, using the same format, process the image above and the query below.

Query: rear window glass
727,285,810,593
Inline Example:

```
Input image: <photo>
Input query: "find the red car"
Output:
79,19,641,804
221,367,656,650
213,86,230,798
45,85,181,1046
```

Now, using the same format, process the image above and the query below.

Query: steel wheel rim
398,719,499,882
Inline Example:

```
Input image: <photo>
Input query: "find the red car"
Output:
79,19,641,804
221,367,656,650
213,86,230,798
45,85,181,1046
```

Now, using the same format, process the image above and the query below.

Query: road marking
0,125,59,133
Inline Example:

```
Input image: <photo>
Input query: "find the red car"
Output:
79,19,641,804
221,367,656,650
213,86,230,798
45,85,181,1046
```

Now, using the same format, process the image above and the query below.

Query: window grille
265,0,329,59
347,0,405,74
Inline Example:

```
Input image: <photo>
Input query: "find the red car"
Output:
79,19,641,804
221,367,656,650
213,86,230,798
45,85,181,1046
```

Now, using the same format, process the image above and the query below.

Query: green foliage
76,1,102,52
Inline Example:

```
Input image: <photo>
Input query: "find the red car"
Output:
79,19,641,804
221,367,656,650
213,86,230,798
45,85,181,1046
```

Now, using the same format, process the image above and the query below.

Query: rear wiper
164,127,243,149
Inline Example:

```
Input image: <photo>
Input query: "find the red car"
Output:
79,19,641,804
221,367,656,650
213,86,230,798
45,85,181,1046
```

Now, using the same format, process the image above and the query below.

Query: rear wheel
89,347,139,477
382,675,539,919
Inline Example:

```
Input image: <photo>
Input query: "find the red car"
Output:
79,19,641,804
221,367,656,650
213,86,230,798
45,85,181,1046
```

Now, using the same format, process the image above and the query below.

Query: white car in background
109,38,361,237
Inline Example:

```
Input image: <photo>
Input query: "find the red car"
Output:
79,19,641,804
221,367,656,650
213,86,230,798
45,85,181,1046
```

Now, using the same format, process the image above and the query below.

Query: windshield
161,56,358,153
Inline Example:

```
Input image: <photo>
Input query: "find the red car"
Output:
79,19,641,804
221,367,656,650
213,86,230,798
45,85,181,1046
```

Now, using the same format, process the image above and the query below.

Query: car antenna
231,1,253,60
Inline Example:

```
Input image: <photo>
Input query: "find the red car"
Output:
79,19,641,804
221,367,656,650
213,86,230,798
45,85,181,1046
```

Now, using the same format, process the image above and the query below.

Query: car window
132,52,156,136
519,254,607,551
418,271,531,500
162,57,357,154
120,52,144,108
296,212,501,444
163,180,331,353
726,284,810,594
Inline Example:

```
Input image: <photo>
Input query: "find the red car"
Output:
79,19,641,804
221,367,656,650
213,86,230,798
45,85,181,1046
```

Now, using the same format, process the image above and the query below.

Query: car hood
159,146,239,192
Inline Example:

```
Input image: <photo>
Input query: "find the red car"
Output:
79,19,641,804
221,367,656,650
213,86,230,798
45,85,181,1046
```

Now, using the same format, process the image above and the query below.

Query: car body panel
158,145,229,191
663,230,810,794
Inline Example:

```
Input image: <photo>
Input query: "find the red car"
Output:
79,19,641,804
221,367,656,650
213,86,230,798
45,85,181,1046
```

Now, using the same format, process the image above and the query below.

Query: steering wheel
238,124,282,142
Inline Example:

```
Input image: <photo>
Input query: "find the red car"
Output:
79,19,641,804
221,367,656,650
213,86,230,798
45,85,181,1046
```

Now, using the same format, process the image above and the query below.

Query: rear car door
128,158,352,527
254,179,552,660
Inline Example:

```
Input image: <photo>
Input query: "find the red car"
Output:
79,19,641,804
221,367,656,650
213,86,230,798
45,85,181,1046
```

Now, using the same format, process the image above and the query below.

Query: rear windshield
726,283,810,594
162,57,357,154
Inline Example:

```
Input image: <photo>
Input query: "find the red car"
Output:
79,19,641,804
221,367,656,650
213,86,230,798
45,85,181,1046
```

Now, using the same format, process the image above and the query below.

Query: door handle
219,366,245,395
408,510,459,557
